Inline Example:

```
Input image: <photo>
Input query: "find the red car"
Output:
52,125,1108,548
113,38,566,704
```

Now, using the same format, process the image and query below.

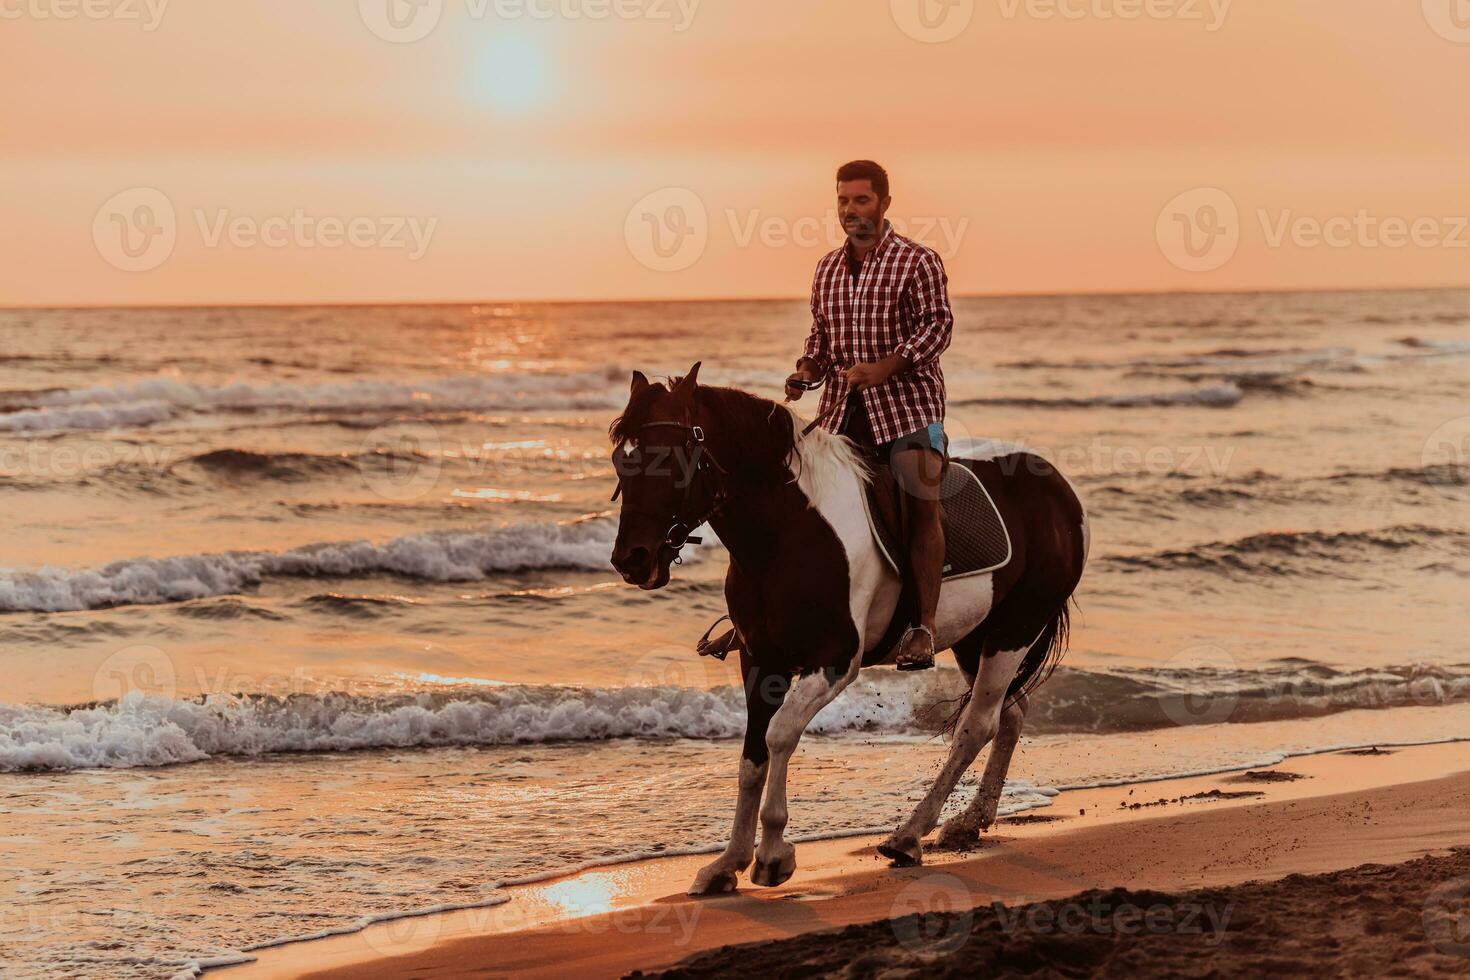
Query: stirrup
696,615,741,661
895,624,936,672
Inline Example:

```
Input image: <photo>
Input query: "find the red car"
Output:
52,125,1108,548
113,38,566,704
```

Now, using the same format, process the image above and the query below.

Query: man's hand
844,353,911,393
785,360,823,401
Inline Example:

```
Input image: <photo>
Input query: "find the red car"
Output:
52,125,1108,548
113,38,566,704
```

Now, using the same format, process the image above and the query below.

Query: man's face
837,179,890,244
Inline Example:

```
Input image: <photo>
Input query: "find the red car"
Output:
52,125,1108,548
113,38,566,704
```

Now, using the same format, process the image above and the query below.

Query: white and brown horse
609,364,1088,894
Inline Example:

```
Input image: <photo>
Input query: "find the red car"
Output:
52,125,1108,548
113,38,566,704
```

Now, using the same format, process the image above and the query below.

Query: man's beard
844,216,879,242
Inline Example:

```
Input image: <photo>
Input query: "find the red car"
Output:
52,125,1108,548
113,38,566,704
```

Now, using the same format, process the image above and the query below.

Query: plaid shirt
799,221,954,446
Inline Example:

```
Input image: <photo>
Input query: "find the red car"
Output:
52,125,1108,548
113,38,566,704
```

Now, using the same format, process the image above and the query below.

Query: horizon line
2,281,1466,313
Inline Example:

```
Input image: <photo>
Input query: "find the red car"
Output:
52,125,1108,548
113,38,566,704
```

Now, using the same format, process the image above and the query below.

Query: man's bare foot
894,625,935,671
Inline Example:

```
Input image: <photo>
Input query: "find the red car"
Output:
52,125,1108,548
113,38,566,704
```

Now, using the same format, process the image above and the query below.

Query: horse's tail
938,601,1072,737
1004,600,1071,709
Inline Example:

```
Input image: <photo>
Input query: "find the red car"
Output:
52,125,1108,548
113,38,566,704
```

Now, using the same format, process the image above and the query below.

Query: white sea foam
0,670,953,773
6,662,1468,774
956,382,1244,410
0,517,625,613
0,400,176,433
0,369,628,434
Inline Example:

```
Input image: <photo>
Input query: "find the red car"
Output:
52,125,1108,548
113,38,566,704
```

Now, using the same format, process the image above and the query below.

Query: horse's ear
670,362,701,398
630,370,649,395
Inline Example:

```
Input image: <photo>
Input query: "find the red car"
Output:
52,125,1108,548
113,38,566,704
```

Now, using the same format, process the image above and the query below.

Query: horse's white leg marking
880,645,1029,865
689,756,767,894
937,693,1029,848
749,657,862,887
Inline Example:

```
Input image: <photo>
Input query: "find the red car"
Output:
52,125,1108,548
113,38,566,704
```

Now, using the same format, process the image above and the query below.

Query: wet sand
222,740,1470,979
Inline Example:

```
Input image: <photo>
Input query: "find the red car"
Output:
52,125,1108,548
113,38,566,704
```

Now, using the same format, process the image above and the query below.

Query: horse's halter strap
611,416,730,564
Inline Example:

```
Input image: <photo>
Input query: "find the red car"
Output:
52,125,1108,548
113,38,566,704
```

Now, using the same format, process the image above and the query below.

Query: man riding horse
703,159,953,671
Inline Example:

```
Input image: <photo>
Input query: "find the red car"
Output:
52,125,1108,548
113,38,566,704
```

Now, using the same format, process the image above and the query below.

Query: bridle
610,377,831,565
611,416,730,565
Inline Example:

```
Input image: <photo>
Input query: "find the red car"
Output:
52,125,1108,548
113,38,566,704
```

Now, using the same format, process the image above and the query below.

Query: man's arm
893,250,953,368
799,277,832,378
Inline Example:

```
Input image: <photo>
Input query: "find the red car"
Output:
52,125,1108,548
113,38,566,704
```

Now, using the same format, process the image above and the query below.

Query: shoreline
220,739,1470,979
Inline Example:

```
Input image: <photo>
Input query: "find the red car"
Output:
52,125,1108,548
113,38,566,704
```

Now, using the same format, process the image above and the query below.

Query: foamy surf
954,382,1244,409
6,662,1468,773
0,516,634,612
0,369,630,435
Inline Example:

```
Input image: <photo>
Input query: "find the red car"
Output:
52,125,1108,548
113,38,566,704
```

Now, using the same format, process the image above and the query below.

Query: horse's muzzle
611,544,669,590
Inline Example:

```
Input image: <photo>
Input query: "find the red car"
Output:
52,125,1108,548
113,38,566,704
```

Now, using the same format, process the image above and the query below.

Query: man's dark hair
836,160,889,199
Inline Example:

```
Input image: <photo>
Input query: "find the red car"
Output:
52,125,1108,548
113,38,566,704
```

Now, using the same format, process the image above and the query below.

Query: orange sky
3,0,1467,306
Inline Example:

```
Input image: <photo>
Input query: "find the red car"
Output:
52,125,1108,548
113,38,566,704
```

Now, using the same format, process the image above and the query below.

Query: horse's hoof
934,822,980,852
687,867,739,896
750,845,796,887
976,797,1002,832
878,834,923,867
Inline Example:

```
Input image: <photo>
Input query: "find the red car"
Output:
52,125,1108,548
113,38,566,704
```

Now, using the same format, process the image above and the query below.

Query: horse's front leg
689,657,786,895
879,646,1030,866
750,656,861,887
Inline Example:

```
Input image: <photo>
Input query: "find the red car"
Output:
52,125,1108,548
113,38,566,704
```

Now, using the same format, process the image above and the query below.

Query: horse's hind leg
878,643,1029,867
936,693,1028,849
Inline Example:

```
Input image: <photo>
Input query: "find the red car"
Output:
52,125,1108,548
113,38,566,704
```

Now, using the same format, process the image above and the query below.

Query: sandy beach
223,740,1470,979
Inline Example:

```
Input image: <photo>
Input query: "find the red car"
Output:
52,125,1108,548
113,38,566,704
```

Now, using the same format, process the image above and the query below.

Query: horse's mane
609,376,869,499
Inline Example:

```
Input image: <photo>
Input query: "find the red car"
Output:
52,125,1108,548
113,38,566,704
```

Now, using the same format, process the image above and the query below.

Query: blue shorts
878,422,948,458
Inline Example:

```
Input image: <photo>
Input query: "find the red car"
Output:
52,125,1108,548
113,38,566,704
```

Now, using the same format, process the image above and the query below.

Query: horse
609,363,1088,894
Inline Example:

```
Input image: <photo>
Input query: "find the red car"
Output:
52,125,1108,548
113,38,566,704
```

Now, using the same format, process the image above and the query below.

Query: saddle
695,449,1014,663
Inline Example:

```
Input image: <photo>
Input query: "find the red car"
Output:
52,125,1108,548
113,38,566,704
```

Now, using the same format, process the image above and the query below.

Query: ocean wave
0,670,948,772
0,369,628,435
1088,463,1468,513
1397,336,1470,353
5,662,1468,773
954,383,1243,410
1101,524,1469,577
0,517,626,613
0,401,176,434
1028,662,1470,734
998,345,1355,373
